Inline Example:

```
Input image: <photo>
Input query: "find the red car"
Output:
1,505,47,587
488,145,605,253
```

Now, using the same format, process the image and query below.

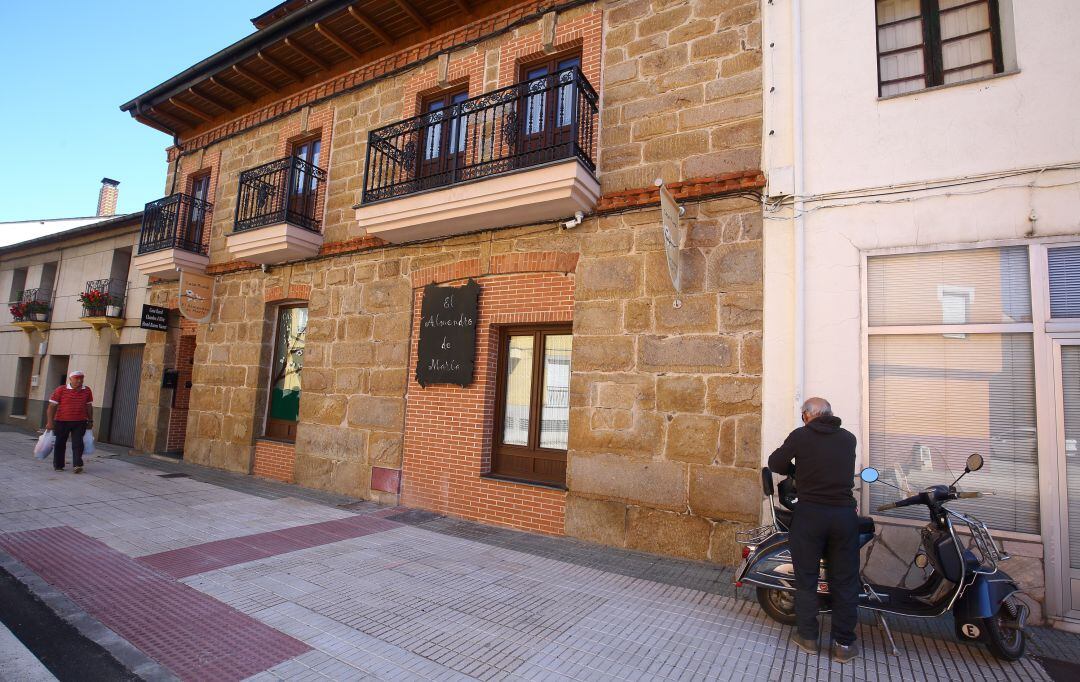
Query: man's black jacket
767,415,857,507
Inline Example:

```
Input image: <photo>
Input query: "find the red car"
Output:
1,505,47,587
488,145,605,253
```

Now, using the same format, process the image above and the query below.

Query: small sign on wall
140,304,169,331
178,272,215,323
415,279,480,388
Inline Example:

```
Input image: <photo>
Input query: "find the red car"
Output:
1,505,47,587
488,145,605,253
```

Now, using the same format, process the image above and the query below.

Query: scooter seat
775,507,793,529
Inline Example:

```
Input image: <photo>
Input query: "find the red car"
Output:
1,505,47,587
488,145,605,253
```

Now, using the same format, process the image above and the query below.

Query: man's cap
68,370,85,378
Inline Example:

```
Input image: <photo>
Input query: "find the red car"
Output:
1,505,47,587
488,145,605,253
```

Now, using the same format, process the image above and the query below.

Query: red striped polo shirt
49,385,93,422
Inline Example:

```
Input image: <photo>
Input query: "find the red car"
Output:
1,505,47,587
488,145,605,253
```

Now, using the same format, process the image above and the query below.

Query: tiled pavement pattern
0,525,310,680
0,430,1073,680
139,514,402,579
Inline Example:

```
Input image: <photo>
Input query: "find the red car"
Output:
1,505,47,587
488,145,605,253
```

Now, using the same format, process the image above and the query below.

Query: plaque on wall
415,279,480,388
178,271,215,323
140,304,169,331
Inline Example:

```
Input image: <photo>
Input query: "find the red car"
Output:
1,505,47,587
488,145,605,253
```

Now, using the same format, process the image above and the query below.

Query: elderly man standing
767,397,860,663
45,370,94,474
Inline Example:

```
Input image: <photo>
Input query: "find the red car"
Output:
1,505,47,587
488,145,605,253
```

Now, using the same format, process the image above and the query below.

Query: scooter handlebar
876,502,897,512
955,491,983,499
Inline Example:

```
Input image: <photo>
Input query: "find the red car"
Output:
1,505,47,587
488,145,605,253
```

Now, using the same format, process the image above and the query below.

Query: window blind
867,246,1031,326
877,0,926,97
868,333,1039,534
1049,245,1080,319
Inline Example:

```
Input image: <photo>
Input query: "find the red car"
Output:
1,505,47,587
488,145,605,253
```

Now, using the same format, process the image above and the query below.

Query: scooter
734,453,1029,661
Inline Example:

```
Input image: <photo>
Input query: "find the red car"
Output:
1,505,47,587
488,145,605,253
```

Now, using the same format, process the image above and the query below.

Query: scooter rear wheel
757,587,797,625
983,596,1026,661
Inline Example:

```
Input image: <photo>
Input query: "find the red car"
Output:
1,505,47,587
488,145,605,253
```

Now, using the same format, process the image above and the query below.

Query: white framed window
866,245,1039,534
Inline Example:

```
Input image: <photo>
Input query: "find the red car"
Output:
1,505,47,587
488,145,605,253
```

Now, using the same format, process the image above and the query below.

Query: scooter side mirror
859,467,880,483
761,467,775,496
965,453,984,472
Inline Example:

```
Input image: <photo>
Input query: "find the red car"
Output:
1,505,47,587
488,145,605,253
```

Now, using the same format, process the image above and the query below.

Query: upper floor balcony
356,67,600,243
132,193,212,280
9,288,52,332
225,155,327,265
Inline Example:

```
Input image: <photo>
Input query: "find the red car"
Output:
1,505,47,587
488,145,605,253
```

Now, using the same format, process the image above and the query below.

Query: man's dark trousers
53,421,87,469
790,500,860,645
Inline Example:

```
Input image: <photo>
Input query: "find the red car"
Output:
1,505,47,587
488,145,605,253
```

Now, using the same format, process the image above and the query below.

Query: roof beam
188,86,235,112
233,64,278,93
284,37,330,70
148,106,194,130
392,0,429,30
258,50,304,83
449,0,471,14
168,97,212,123
315,22,365,61
209,75,257,103
347,6,393,46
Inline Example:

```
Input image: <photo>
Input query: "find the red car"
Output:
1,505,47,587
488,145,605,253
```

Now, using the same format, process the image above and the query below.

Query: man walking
767,397,860,662
45,370,94,474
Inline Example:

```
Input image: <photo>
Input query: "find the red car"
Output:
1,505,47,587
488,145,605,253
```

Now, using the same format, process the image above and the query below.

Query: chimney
97,178,120,217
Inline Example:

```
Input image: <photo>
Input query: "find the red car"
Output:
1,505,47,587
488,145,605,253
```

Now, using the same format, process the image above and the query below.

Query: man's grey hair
801,397,833,418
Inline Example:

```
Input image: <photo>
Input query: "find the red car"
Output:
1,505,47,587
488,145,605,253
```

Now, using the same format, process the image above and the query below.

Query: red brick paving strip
138,513,401,579
0,526,311,681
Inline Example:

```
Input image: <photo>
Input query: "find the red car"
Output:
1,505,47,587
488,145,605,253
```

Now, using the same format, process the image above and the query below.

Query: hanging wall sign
657,178,684,296
139,304,169,331
178,271,215,323
415,279,480,388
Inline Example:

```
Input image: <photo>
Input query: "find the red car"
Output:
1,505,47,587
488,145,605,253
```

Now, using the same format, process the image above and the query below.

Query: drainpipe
792,0,806,423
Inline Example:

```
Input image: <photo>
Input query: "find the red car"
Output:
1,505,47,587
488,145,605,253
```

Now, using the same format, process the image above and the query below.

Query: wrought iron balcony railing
79,279,126,318
362,66,598,204
9,288,52,323
234,156,327,233
139,193,211,255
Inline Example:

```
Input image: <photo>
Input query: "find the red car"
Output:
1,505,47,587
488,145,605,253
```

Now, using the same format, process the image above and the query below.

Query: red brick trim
206,260,259,276
370,467,401,494
264,283,311,303
174,0,583,152
489,310,572,325
318,235,385,256
596,171,767,213
490,252,578,275
410,258,483,288
253,439,296,483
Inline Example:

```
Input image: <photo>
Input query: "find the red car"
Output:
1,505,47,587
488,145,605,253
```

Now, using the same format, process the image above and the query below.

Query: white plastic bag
34,430,55,460
83,431,95,455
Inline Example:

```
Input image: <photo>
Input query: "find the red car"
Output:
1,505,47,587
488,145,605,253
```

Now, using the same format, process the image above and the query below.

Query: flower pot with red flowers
10,300,50,322
79,289,111,317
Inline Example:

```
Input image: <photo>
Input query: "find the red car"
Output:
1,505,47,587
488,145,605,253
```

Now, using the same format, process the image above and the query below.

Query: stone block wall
601,0,762,193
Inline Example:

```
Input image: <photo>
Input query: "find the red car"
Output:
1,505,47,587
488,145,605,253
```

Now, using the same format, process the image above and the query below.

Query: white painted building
761,0,1080,627
0,212,152,448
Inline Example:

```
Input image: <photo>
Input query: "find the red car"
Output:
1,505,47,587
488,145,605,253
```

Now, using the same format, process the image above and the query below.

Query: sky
0,1,271,228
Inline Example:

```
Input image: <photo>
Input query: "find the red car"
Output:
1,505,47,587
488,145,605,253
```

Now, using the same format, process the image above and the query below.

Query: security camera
563,211,585,229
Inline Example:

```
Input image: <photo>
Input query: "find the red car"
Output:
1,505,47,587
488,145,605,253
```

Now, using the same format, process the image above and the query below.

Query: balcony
225,155,327,264
9,288,52,333
357,67,600,243
132,193,212,280
78,279,127,334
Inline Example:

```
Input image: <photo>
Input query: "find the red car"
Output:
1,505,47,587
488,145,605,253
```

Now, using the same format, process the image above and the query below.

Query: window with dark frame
187,172,211,245
876,0,1004,97
265,304,307,442
290,136,322,221
517,51,582,167
492,325,572,487
418,88,469,190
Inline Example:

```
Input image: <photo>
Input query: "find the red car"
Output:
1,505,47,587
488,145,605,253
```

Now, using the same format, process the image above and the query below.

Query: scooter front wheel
983,596,1027,661
756,587,797,625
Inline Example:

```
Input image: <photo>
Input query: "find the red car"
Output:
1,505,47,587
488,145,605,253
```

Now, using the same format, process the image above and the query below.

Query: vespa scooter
734,454,1029,661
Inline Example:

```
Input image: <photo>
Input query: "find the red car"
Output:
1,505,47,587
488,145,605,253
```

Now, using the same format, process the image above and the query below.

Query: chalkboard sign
415,279,480,388
140,304,169,331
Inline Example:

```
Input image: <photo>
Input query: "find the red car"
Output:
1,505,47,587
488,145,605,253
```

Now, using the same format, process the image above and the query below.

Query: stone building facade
126,0,765,564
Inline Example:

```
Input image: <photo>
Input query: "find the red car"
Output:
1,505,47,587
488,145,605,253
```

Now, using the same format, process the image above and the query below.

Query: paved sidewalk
0,621,57,682
0,433,1075,681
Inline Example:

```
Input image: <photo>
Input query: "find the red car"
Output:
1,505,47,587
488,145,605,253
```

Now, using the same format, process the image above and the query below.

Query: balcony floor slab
356,159,600,244
224,223,324,265
133,248,209,281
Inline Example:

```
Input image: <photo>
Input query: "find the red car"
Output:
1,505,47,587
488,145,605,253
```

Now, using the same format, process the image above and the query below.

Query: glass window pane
1061,346,1080,569
868,333,1039,534
867,247,1031,326
502,335,534,446
269,307,307,422
1049,246,1080,318
540,334,572,449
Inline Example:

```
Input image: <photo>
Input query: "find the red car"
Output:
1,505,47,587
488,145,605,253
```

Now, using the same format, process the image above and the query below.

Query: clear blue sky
0,1,270,222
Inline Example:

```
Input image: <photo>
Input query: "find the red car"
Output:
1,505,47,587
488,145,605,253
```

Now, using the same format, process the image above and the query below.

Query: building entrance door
1053,339,1080,619
109,345,143,448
